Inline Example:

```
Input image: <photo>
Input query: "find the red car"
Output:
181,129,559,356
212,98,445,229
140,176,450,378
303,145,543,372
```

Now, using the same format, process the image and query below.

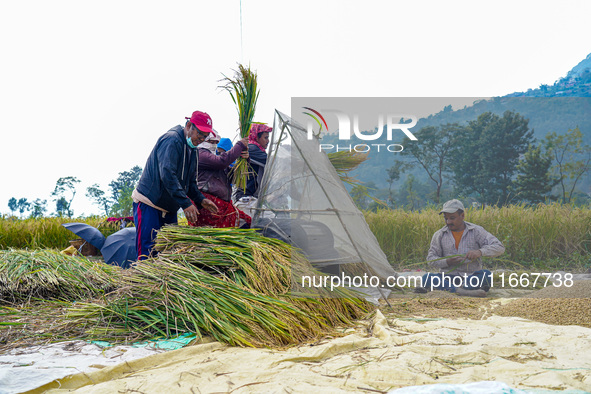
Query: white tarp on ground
21,312,591,394
0,342,164,394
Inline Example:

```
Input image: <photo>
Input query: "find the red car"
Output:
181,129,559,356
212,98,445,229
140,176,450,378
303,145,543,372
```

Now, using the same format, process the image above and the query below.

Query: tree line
351,110,591,210
7,166,142,219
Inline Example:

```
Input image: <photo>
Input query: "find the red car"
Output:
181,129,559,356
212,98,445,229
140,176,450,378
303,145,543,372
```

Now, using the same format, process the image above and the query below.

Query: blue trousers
421,269,492,292
133,202,177,260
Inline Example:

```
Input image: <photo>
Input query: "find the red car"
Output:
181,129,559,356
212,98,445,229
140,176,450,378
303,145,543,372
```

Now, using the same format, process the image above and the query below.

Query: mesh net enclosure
251,111,397,288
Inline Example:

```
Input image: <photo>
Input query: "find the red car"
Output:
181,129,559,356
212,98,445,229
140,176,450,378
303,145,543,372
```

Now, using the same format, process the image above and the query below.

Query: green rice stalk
328,151,369,185
0,249,122,304
66,226,370,348
220,64,260,190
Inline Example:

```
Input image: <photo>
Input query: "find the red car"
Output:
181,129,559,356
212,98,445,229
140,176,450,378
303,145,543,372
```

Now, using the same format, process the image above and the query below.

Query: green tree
51,176,81,217
545,127,591,204
404,174,419,211
8,197,17,216
55,197,69,217
386,161,410,208
451,111,534,206
86,184,111,216
510,144,556,204
404,123,461,203
29,199,47,218
109,166,142,217
16,198,30,218
350,184,370,210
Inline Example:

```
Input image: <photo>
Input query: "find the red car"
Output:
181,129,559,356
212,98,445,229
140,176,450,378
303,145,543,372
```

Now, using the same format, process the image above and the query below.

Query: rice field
365,203,591,270
1,203,590,270
0,216,121,250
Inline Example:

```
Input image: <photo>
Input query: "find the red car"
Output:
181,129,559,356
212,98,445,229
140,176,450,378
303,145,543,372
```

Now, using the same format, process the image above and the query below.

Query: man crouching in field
415,199,505,297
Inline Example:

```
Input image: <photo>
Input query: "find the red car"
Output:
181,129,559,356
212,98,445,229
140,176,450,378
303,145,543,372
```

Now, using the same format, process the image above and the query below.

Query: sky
1,0,590,217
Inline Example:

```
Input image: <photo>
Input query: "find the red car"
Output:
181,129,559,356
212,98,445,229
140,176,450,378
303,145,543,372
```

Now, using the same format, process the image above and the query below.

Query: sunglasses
191,124,209,139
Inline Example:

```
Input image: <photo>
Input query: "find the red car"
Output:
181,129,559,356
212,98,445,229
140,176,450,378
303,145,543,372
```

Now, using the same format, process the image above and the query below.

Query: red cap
185,111,214,134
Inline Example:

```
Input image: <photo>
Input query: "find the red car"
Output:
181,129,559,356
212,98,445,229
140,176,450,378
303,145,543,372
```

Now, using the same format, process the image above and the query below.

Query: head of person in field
439,199,465,232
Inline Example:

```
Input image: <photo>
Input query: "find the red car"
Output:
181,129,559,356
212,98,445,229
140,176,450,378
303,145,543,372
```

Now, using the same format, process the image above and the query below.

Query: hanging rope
240,0,243,62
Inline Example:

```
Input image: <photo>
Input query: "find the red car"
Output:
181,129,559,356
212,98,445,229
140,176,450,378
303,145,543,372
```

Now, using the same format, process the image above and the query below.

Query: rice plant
220,64,259,190
66,226,370,347
0,216,120,249
365,203,591,270
0,249,122,304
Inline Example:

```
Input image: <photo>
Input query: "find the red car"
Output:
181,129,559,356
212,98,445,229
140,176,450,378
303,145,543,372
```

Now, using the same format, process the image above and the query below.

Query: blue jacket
233,144,267,201
136,125,205,213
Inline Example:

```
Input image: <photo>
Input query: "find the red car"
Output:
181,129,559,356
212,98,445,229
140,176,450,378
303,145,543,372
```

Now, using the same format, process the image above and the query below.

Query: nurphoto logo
302,107,418,153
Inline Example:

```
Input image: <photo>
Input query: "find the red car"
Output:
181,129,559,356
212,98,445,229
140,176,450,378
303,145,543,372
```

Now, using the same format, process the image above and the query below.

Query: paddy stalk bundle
221,64,259,191
0,249,121,304
67,226,369,347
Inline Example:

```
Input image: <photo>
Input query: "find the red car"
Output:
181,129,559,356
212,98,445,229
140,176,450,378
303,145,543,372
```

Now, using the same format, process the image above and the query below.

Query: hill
327,51,591,203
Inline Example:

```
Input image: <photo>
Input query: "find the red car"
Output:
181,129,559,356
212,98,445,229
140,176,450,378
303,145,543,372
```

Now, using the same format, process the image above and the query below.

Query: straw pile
0,249,121,304
66,226,370,347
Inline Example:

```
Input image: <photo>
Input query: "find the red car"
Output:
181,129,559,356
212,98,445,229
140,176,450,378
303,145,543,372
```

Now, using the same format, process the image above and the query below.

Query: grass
365,203,591,271
0,216,122,250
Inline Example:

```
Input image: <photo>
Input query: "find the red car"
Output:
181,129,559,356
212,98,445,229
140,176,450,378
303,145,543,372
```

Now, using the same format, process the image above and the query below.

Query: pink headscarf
249,123,272,151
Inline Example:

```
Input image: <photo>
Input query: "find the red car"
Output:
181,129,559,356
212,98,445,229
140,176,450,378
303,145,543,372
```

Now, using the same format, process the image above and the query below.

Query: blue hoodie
136,125,205,213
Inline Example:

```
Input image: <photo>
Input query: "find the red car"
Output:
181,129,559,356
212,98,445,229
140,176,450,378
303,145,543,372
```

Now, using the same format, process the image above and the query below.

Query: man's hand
183,204,200,223
465,249,483,261
239,137,249,147
201,198,219,214
446,256,466,267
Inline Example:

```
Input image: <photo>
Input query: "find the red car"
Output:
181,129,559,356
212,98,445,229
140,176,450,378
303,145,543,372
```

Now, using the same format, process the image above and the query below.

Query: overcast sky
1,0,590,217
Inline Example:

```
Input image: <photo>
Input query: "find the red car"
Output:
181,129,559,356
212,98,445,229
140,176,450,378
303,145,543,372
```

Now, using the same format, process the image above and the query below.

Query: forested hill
507,52,591,97
330,51,591,200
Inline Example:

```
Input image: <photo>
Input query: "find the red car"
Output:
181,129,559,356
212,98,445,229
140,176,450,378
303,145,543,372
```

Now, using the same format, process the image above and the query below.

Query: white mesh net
251,110,397,281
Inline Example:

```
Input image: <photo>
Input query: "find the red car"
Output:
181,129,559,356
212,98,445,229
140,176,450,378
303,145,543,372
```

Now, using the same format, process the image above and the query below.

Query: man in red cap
132,111,219,260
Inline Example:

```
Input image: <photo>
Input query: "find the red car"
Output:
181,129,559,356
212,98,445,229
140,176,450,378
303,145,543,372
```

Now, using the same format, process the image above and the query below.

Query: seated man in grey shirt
416,199,505,297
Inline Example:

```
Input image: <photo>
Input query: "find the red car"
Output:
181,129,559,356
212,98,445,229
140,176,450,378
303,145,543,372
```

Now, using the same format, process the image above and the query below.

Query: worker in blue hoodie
132,110,219,260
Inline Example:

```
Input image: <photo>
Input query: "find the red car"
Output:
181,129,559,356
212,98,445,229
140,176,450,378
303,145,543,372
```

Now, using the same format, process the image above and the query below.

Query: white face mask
198,141,218,154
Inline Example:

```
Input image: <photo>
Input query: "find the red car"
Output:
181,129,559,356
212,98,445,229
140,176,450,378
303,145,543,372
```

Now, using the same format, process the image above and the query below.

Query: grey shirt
427,221,505,275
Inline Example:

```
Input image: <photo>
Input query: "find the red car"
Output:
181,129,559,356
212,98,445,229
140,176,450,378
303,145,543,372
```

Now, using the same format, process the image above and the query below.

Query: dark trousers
133,202,177,260
421,269,492,292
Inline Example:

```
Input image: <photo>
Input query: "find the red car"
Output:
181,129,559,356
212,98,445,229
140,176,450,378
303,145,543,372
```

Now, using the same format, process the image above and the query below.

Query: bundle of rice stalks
220,64,259,190
67,226,370,347
328,150,369,184
0,249,122,304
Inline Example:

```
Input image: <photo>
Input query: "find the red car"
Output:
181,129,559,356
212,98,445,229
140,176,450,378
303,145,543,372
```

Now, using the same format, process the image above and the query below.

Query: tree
404,123,461,203
350,184,370,210
510,144,556,204
404,174,419,211
108,166,142,217
386,161,410,208
29,199,47,218
8,197,17,216
451,111,534,206
55,197,69,217
51,176,81,217
16,198,30,218
545,127,591,204
86,184,111,216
